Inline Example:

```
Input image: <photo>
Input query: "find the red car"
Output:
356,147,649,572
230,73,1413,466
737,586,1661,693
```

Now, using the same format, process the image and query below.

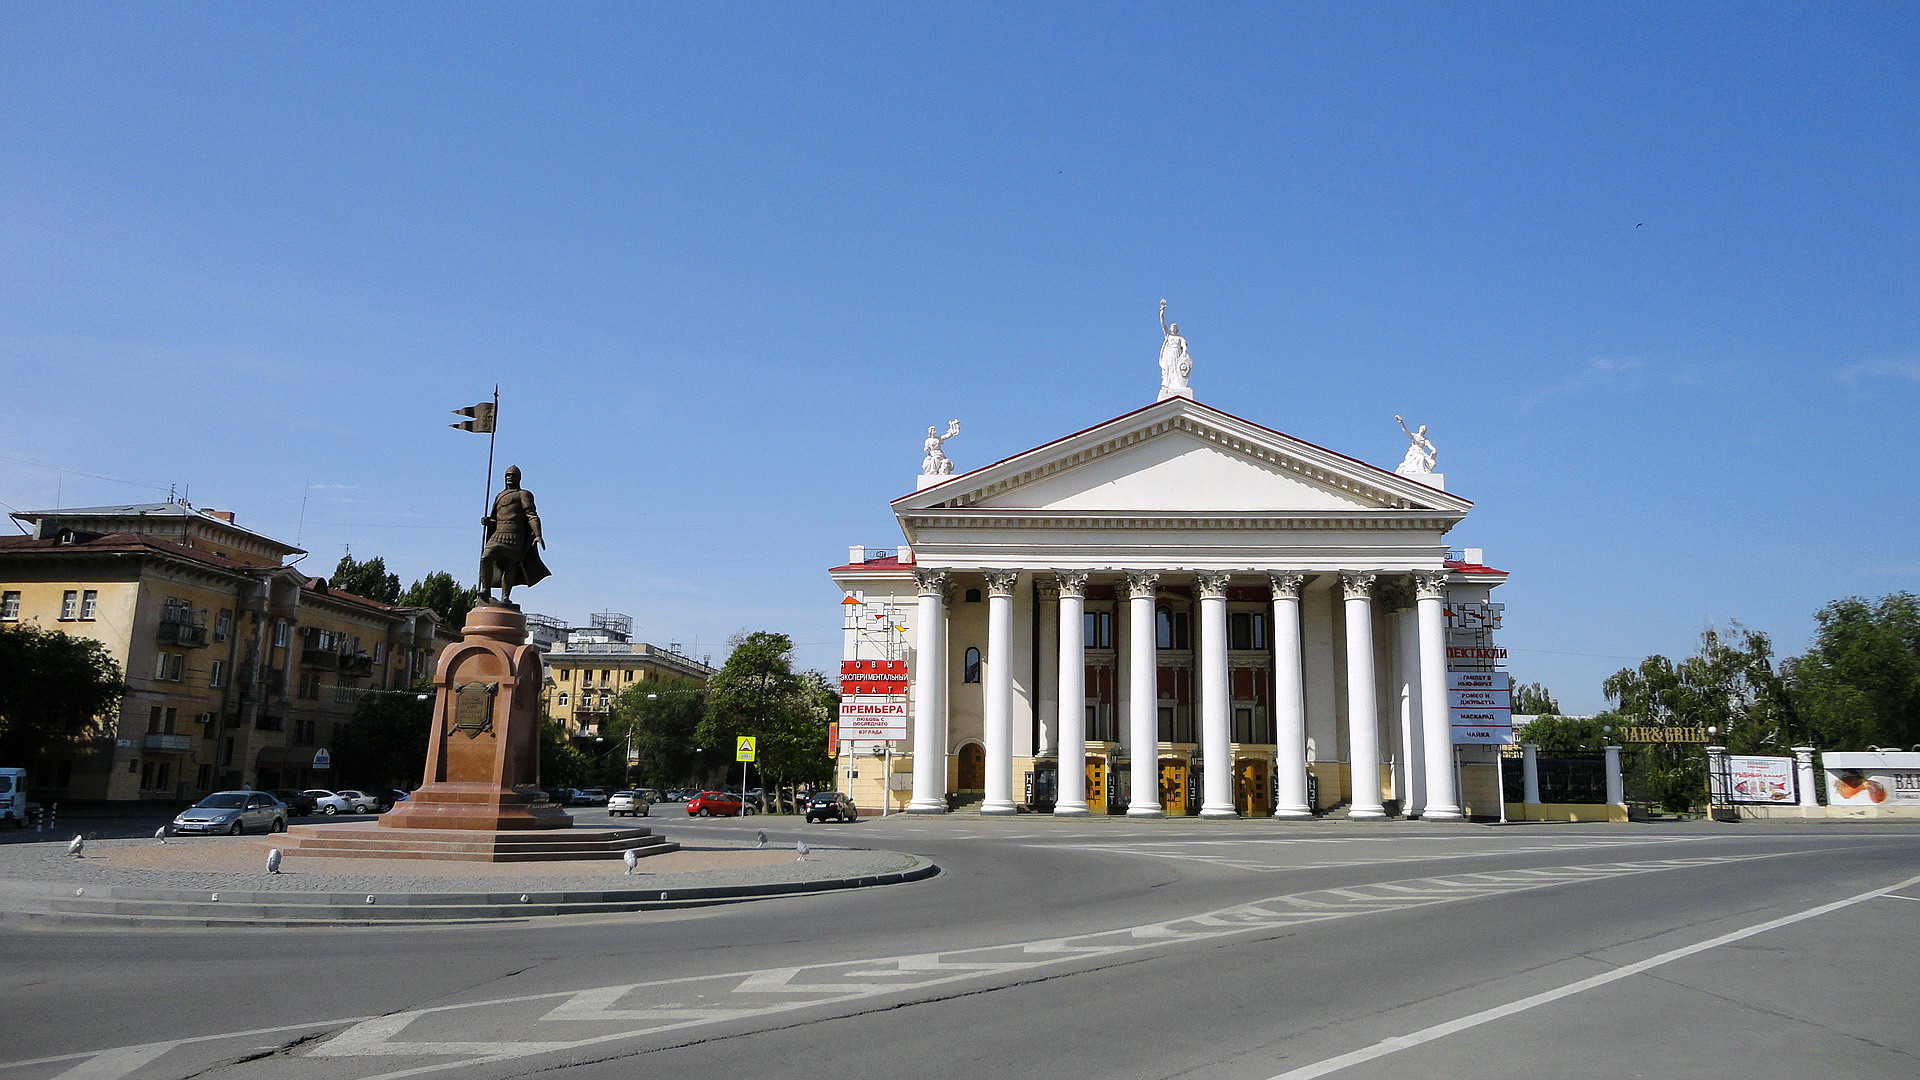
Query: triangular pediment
894,397,1470,518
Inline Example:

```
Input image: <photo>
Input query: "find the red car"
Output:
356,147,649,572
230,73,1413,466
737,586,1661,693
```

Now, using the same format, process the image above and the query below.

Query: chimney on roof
201,509,235,523
1464,547,1484,566
848,544,866,564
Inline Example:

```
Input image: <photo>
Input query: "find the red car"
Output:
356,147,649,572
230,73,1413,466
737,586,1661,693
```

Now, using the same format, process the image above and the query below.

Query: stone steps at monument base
264,827,680,861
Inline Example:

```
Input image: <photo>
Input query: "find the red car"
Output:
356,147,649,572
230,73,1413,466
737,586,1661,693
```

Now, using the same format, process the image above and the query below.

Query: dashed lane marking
1264,871,1920,1079
0,853,1789,1080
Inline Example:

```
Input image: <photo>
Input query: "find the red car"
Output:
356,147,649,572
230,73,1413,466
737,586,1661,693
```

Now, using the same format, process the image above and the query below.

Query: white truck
0,768,28,827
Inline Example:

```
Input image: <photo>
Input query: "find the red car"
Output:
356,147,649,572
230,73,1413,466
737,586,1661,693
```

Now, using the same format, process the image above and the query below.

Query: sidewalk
0,828,936,927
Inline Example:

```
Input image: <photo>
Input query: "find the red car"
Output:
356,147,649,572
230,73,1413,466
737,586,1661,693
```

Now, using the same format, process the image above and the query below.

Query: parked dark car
805,791,859,823
269,789,319,817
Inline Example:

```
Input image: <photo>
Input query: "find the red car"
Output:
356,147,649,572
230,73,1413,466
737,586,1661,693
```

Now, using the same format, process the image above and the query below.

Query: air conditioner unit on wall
196,712,214,724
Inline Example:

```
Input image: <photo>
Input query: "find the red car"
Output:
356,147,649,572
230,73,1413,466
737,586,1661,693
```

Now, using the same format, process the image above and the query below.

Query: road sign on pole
735,737,757,762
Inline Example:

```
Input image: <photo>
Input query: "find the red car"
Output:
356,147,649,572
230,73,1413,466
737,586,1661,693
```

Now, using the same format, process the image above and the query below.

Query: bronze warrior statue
479,465,550,604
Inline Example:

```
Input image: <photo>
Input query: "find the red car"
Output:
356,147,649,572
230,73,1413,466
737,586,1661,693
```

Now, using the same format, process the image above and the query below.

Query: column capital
1374,578,1414,611
1268,571,1309,599
1034,575,1061,602
1122,570,1161,600
1053,569,1089,597
913,568,950,596
1194,570,1231,599
1412,569,1449,600
1339,570,1377,602
983,570,1020,597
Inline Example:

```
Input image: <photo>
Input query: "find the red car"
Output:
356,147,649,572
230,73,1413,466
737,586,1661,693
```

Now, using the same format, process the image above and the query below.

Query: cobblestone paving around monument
0,834,917,894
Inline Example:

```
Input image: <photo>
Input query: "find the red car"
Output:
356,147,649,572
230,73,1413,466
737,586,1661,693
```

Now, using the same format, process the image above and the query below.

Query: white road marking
0,854,1784,1080
1264,871,1920,1080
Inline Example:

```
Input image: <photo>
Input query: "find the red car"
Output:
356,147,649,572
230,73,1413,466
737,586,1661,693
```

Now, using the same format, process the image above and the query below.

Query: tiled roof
1446,559,1507,576
827,556,910,573
0,532,261,572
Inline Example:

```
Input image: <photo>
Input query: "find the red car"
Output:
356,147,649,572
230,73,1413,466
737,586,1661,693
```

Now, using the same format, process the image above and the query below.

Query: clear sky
3,3,1914,711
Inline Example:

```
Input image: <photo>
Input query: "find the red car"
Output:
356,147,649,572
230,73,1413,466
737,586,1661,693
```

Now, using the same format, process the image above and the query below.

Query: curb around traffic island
0,856,941,929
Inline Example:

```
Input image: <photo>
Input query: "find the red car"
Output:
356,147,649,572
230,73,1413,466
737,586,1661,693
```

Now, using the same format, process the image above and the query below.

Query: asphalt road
3,812,1916,1080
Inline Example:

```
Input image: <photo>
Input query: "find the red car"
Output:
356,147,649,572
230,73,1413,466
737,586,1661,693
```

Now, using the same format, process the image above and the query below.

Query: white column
1036,579,1059,759
1521,742,1542,804
1341,572,1386,819
907,570,951,813
1054,572,1090,816
1604,744,1625,808
1194,571,1237,818
1394,600,1426,817
1793,746,1819,809
1269,573,1312,818
1125,570,1163,817
981,570,1019,815
1414,570,1463,821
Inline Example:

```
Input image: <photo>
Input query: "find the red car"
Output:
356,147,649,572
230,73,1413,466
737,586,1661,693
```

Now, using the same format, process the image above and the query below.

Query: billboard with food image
1725,755,1797,804
1822,751,1920,807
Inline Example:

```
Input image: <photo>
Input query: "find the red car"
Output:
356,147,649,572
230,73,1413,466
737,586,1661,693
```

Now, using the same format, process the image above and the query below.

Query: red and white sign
838,698,908,740
1448,671,1512,745
1724,755,1796,804
841,659,909,696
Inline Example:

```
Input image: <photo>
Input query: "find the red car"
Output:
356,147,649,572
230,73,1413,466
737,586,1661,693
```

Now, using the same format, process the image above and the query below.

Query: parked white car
334,789,383,814
301,789,354,815
607,790,650,817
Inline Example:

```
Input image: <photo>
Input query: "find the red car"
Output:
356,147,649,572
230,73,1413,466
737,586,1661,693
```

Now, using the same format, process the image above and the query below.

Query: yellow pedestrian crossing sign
735,737,757,762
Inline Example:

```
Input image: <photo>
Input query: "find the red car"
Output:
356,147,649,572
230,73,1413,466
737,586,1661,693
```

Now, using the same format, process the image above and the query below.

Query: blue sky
2,2,1914,711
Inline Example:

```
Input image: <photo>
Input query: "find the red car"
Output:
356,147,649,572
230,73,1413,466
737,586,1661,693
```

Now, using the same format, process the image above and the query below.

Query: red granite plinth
381,604,571,834
270,823,679,862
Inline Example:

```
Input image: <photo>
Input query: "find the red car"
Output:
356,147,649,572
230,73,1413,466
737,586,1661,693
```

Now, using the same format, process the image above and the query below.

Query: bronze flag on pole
450,402,496,433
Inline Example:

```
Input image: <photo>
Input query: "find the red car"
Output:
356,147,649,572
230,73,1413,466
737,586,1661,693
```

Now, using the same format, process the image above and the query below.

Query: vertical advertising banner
839,659,909,740
1448,671,1512,745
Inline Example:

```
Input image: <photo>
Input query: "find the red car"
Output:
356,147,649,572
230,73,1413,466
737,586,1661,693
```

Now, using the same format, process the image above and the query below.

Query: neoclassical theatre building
829,353,1507,820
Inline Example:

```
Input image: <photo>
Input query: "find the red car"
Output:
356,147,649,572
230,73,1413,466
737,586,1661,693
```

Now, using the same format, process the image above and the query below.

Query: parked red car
686,790,749,817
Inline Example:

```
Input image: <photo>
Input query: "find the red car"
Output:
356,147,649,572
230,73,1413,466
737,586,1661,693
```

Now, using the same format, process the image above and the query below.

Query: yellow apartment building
0,502,452,802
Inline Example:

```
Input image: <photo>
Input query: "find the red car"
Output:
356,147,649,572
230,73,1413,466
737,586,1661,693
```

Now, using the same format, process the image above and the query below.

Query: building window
560,669,571,681
154,652,172,680
79,590,97,619
557,692,569,708
624,670,634,682
1156,607,1190,650
963,647,981,684
209,660,225,687
273,622,289,648
1229,612,1267,651
372,642,384,664
1083,611,1112,649
0,591,17,620
169,653,184,681
61,590,78,620
601,670,611,683
196,764,213,790
964,588,982,603
214,609,232,642
149,706,164,734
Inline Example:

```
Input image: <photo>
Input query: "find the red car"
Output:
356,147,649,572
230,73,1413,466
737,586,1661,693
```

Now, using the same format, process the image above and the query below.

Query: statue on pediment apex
1394,415,1437,476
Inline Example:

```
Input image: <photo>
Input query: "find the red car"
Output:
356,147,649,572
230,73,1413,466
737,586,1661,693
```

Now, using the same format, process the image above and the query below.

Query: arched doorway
957,744,985,791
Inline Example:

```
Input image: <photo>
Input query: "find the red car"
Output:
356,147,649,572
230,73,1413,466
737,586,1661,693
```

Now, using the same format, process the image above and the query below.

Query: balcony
156,620,209,648
340,652,374,676
575,699,614,715
142,733,194,753
301,647,342,670
254,710,285,732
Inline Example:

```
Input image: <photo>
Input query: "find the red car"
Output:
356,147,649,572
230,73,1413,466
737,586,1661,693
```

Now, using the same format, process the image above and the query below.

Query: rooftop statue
921,420,961,476
1158,298,1192,397
1394,415,1438,476
479,465,550,605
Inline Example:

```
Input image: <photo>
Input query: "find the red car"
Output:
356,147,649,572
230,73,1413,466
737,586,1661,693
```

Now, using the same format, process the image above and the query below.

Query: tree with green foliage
697,632,835,801
399,570,480,627
540,717,589,791
1513,713,1612,753
1785,592,1920,751
1512,680,1561,716
0,624,125,763
610,677,705,789
329,553,402,604
332,683,433,789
